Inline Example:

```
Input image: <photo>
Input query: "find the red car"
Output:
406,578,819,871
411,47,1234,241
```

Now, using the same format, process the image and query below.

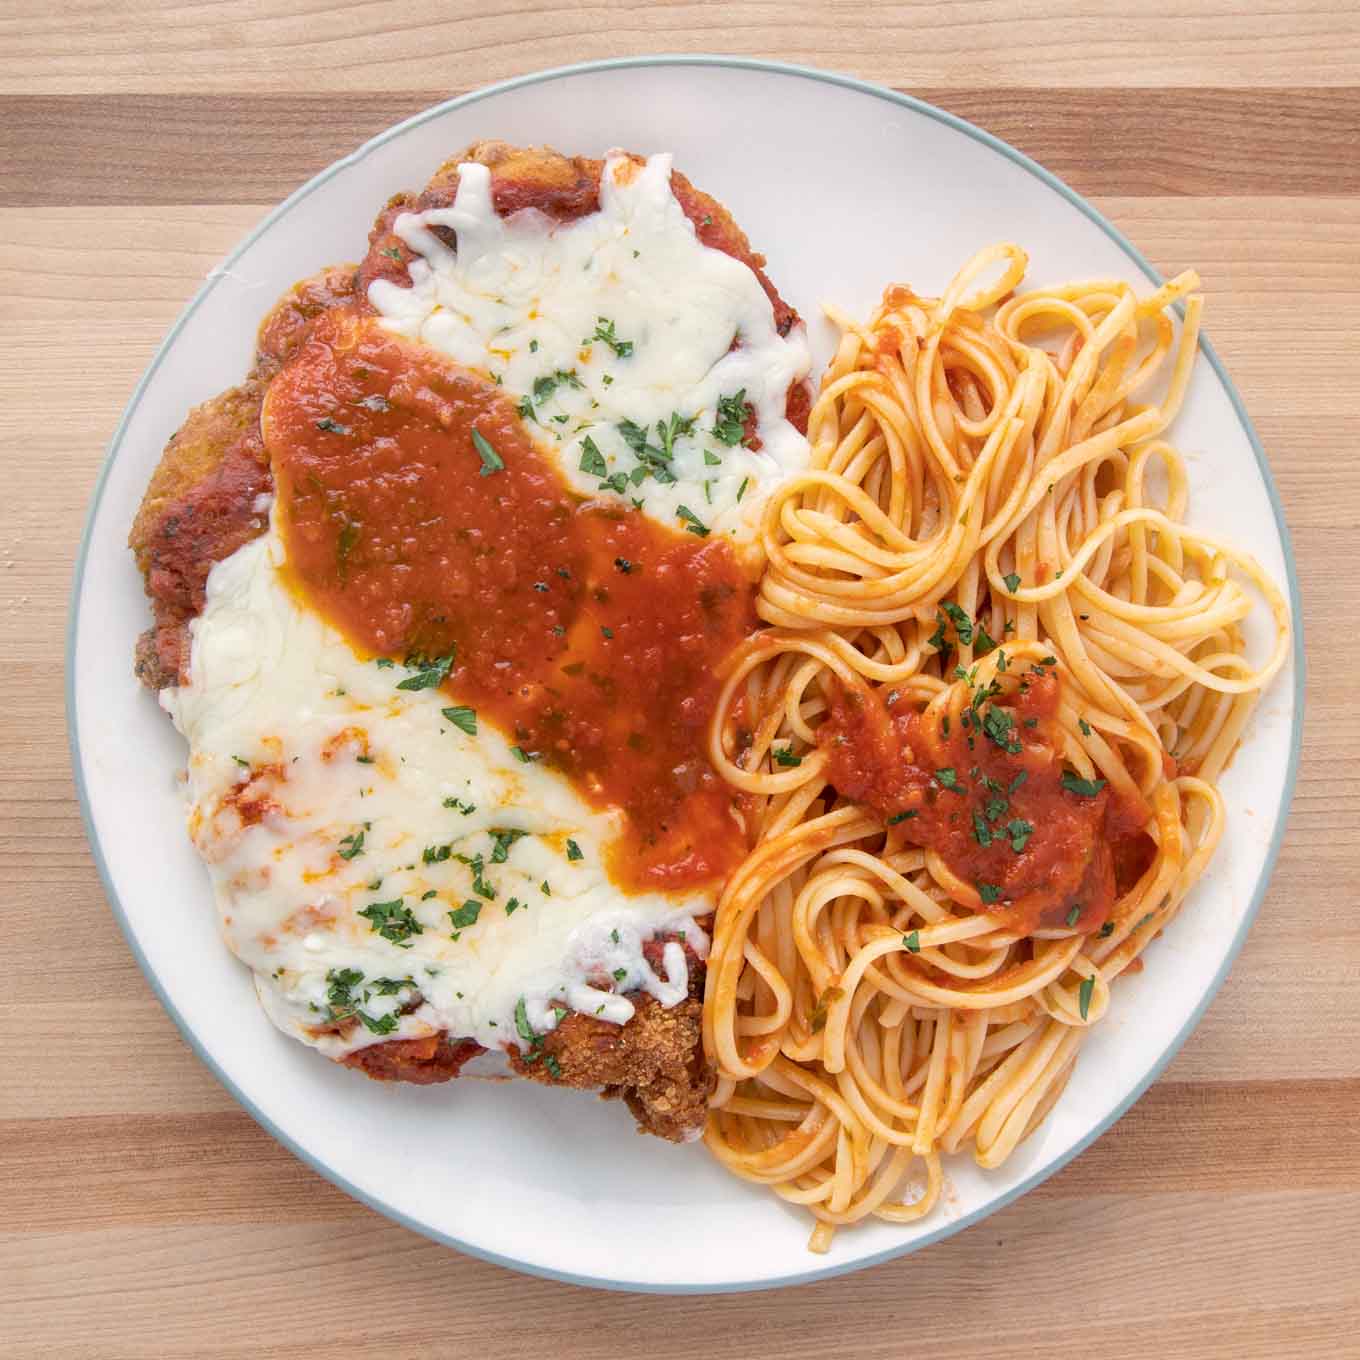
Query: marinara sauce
265,307,754,894
818,669,1154,934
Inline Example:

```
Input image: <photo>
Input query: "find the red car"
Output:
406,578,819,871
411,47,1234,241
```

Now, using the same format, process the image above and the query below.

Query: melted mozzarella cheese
163,525,711,1059
164,155,814,1065
369,152,811,538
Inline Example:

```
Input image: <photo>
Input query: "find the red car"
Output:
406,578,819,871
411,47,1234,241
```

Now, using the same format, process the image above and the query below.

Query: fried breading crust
506,940,712,1143
130,143,797,1138
128,265,358,688
341,1033,484,1084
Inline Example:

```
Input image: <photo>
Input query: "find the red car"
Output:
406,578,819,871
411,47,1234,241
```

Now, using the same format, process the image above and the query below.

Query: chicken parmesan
131,142,812,1141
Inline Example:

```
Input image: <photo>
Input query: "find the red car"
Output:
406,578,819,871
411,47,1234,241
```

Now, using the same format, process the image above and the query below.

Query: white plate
68,57,1304,1293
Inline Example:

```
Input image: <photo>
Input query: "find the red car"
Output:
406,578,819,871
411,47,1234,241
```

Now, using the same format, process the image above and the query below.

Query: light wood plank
1,0,1359,94
5,1198,1359,1358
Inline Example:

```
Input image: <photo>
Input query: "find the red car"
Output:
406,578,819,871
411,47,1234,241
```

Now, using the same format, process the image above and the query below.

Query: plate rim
65,53,1308,1295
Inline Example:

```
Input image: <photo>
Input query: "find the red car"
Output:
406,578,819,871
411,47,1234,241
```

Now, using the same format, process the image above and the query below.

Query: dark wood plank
3,88,1359,207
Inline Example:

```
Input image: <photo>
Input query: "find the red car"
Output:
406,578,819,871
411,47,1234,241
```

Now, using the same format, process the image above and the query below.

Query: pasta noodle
701,245,1289,1251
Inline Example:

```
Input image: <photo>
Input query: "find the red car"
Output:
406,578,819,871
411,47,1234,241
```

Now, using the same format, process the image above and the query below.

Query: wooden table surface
4,4,1357,1355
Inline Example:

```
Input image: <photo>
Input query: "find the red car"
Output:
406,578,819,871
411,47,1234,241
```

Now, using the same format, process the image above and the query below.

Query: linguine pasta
701,245,1289,1251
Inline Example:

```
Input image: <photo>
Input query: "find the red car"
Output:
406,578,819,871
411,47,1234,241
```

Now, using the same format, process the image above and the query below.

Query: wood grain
6,88,1360,204
3,0,1360,94
2,7,1357,1356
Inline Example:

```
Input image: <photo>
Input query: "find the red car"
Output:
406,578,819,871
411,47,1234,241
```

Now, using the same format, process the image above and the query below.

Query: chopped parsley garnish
489,828,528,864
443,796,476,815
614,557,634,574
231,755,250,768
617,418,676,482
587,317,633,357
532,369,582,405
601,626,614,639
1078,975,1095,1020
422,842,453,864
713,390,749,446
471,429,504,476
1006,819,1035,853
315,417,350,435
375,657,395,669
505,897,524,916
972,812,993,847
1097,921,1115,939
381,246,403,262
902,930,921,953
578,435,608,478
396,650,454,691
448,900,482,930
514,997,543,1052
935,767,961,791
1066,905,1081,926
676,504,709,537
565,838,584,862
357,898,423,948
773,746,802,767
1003,572,1021,592
1079,718,1092,736
323,968,400,1035
977,882,1002,905
940,601,974,645
981,705,1022,754
355,754,375,765
541,880,551,896
510,745,533,763
442,705,477,736
1060,771,1107,798
612,967,628,983
322,967,364,1022
656,411,696,460
886,810,918,825
455,851,495,899
337,829,366,861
